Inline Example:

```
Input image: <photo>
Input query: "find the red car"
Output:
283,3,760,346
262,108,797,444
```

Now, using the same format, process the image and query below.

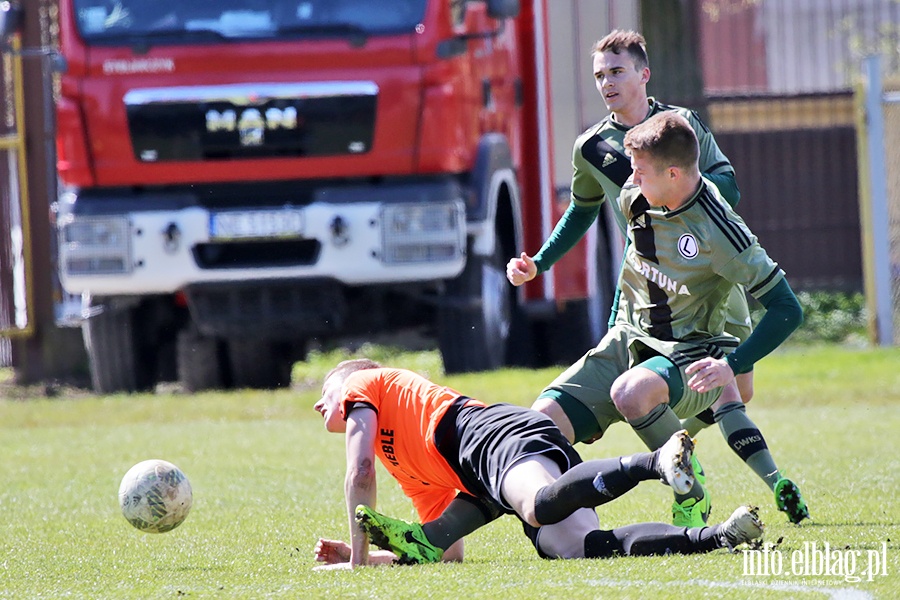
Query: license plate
210,209,305,240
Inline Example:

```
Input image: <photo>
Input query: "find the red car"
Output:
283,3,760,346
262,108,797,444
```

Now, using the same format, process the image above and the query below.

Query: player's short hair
623,112,699,172
325,358,381,385
593,29,649,70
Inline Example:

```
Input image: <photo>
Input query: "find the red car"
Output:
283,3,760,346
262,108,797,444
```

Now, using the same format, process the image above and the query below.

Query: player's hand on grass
507,252,537,286
685,357,734,393
314,538,351,565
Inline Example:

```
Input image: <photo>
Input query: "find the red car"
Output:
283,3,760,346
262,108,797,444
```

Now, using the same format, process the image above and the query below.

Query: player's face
314,375,347,433
593,50,649,116
630,150,673,207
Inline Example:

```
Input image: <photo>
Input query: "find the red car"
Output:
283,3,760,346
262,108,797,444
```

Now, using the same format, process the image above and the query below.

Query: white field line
580,577,875,600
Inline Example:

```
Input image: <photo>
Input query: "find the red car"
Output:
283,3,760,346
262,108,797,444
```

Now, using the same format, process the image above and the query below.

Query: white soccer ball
118,459,193,533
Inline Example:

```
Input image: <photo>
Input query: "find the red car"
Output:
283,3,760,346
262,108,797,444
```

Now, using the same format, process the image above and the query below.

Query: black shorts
434,398,582,513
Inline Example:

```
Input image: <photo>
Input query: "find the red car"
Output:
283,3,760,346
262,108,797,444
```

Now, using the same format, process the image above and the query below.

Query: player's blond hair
592,29,649,70
624,112,699,172
324,358,381,385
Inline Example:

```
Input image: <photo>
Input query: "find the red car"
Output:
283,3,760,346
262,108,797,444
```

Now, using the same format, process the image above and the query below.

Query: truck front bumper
57,180,468,296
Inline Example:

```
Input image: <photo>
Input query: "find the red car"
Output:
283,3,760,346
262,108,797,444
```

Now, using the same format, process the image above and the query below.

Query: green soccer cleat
355,505,443,565
774,477,810,524
672,483,711,528
691,452,707,487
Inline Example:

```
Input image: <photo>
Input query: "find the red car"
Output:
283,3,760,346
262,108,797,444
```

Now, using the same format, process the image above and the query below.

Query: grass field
1,344,898,599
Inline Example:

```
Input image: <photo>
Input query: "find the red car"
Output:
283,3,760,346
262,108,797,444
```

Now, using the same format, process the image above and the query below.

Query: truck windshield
72,0,426,43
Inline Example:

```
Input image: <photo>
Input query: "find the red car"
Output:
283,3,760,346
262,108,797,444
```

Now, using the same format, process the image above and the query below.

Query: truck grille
191,239,321,269
124,81,377,162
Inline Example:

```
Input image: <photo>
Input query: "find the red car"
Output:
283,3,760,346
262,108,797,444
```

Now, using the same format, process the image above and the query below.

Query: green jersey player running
507,30,808,526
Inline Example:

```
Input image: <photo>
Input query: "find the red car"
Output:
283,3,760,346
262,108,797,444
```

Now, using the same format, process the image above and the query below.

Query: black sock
421,493,499,550
534,458,638,525
620,451,658,481
584,523,724,558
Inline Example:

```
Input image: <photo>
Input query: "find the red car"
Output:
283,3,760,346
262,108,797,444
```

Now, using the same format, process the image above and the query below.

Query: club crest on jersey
678,234,699,259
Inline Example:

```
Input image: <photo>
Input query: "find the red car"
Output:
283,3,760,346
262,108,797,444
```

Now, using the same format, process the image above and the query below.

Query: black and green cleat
355,504,443,565
774,477,810,524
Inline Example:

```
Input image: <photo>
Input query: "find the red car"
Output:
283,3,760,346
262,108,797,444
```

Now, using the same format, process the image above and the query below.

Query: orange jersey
341,368,485,521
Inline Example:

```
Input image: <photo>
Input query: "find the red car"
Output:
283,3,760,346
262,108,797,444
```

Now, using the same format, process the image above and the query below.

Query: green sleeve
703,173,741,208
533,202,601,274
607,238,630,328
704,171,741,208
725,278,803,375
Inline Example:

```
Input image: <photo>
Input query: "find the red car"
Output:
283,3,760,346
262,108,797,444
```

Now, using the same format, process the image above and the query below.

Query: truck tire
226,339,293,389
177,328,224,393
438,243,512,373
541,215,617,366
83,303,156,394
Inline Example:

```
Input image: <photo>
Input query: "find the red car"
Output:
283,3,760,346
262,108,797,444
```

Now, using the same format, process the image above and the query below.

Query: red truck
45,0,621,393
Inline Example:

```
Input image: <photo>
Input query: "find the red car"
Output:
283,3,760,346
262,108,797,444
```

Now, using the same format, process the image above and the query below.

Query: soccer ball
118,459,193,533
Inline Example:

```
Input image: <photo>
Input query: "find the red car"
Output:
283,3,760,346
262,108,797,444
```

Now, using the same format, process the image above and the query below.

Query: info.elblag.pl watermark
742,542,889,583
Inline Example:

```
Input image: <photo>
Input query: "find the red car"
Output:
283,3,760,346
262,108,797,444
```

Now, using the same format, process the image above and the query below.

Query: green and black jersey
534,98,736,273
616,178,788,369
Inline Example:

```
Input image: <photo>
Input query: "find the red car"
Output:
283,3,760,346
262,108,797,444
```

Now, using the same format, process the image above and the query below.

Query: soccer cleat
656,430,695,495
719,505,764,551
672,483,711,527
774,477,810,524
691,452,707,487
355,505,443,565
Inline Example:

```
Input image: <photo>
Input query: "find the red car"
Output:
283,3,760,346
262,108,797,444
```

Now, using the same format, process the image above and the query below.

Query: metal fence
858,54,900,345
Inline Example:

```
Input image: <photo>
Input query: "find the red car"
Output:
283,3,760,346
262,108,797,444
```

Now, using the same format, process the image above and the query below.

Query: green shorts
540,323,738,444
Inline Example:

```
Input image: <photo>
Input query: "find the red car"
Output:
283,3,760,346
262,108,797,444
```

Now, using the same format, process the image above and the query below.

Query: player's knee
518,505,541,529
611,371,661,419
610,376,635,413
538,529,586,559
537,509,600,559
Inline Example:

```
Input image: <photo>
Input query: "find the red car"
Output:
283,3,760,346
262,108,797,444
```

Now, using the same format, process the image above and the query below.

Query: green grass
2,345,899,599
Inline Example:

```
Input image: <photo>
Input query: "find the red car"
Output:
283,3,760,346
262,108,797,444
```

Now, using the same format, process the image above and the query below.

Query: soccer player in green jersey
508,31,808,527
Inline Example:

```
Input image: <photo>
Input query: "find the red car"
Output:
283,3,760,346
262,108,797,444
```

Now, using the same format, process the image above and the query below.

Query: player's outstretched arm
344,407,379,567
686,278,802,393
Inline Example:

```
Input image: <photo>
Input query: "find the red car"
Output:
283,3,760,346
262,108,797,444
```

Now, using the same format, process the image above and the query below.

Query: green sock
714,401,781,490
627,404,704,503
681,407,716,437
627,403,683,450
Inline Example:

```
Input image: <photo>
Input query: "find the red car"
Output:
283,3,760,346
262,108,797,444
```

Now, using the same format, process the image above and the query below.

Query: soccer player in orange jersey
312,359,762,568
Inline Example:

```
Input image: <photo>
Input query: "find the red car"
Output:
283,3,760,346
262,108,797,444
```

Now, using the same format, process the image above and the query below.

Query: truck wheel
546,217,617,365
226,339,293,389
83,303,156,394
177,328,224,393
438,244,512,373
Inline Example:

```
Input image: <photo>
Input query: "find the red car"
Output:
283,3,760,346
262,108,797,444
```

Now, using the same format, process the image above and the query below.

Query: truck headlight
61,217,132,275
381,202,464,264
